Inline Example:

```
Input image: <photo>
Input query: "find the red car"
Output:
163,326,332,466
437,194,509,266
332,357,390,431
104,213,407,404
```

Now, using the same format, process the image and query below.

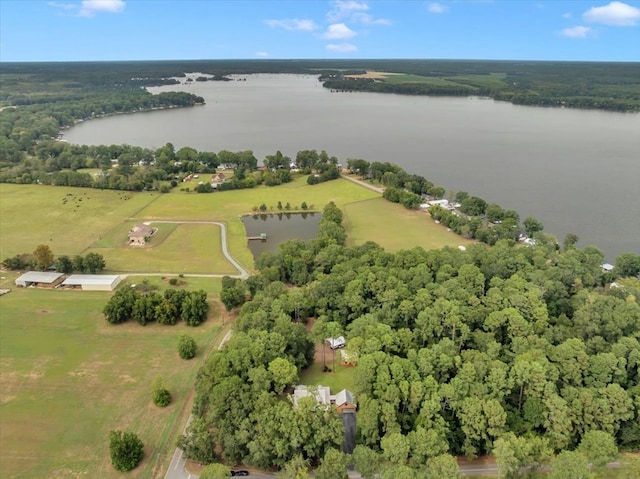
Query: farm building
60,274,121,291
15,271,64,288
128,223,155,245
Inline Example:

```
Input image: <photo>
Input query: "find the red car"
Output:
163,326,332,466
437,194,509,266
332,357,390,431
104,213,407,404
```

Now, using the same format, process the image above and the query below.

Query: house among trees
326,336,346,350
210,172,226,189
292,385,357,413
128,224,155,246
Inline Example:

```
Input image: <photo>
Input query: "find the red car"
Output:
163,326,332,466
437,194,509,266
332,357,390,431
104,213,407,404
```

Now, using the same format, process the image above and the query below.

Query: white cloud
562,12,572,19
327,1,369,22
48,2,75,10
327,0,390,25
265,18,318,31
560,25,594,38
79,0,125,17
583,1,640,26
323,23,357,40
256,51,269,58
427,2,448,14
326,43,358,52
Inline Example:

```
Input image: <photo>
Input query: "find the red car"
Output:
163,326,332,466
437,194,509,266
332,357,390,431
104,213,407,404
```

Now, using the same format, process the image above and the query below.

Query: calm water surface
64,74,640,261
242,212,321,260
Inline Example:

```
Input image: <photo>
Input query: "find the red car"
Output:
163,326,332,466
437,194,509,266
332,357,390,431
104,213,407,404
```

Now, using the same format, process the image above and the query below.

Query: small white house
327,336,346,350
601,263,615,273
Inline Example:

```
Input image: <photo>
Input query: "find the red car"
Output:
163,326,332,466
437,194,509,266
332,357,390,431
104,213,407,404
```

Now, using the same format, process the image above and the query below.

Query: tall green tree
200,463,231,479
109,430,144,472
351,445,380,479
178,335,197,360
578,430,618,469
33,244,54,270
315,449,348,479
548,450,591,479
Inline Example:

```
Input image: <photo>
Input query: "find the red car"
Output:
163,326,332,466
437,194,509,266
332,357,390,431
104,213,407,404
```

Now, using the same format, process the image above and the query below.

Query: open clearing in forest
0,272,222,479
343,197,475,252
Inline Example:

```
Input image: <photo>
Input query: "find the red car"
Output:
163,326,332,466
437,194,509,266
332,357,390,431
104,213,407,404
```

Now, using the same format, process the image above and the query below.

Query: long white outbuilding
60,274,122,291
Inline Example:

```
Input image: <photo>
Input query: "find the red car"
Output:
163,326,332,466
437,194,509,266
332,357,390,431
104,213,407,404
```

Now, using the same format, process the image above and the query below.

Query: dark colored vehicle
231,471,249,477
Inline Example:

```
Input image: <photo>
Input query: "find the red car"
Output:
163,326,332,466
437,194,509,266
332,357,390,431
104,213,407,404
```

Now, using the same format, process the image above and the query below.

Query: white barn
60,274,121,291
15,271,64,288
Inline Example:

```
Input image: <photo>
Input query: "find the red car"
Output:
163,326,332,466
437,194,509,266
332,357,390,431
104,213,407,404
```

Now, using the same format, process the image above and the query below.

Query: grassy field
343,197,475,252
0,184,160,259
87,223,237,274
0,271,223,479
135,176,381,273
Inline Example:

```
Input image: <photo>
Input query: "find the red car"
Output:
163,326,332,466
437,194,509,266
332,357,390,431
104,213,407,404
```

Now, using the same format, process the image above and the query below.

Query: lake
242,212,321,260
63,74,640,261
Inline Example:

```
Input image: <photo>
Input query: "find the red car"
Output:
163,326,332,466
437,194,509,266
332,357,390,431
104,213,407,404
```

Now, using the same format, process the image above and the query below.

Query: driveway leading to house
340,174,384,194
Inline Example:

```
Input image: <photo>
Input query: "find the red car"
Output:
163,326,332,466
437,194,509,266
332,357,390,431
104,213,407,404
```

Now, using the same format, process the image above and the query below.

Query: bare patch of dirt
344,70,403,79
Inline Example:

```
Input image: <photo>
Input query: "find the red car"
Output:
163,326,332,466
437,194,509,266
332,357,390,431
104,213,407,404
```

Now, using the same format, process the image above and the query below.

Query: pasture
343,197,475,252
0,184,160,259
0,272,222,479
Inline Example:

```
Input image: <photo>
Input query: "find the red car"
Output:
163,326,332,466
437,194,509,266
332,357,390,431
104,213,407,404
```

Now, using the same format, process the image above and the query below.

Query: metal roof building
15,271,64,288
60,274,122,291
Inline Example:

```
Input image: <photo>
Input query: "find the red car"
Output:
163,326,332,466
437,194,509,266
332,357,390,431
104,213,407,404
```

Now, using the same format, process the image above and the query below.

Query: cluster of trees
190,196,639,476
103,287,209,326
2,245,105,274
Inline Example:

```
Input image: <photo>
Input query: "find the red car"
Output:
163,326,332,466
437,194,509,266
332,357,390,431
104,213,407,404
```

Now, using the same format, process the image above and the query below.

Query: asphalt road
164,330,233,479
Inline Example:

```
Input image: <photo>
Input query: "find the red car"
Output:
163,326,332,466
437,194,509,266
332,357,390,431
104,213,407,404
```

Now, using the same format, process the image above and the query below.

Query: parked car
231,471,249,477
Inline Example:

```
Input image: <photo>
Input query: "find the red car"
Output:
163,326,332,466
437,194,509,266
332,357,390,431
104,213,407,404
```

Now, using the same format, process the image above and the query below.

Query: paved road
164,330,234,479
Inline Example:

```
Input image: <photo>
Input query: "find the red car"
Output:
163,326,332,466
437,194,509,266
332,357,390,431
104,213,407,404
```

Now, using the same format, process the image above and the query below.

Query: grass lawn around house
343,197,475,252
0,271,222,479
87,223,237,274
299,353,357,394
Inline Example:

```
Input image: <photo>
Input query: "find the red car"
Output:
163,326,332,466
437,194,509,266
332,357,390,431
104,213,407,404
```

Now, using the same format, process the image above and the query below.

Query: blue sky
1,0,639,62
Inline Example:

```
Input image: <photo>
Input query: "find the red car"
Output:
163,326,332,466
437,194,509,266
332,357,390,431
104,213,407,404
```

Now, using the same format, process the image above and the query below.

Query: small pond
242,212,322,260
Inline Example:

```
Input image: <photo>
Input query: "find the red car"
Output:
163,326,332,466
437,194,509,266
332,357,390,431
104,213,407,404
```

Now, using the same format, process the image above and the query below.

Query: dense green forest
184,202,640,477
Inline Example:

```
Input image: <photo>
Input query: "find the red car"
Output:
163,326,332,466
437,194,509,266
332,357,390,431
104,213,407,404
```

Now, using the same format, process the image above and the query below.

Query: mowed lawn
0,184,160,259
343,197,475,252
136,176,380,272
87,222,238,274
0,273,222,479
